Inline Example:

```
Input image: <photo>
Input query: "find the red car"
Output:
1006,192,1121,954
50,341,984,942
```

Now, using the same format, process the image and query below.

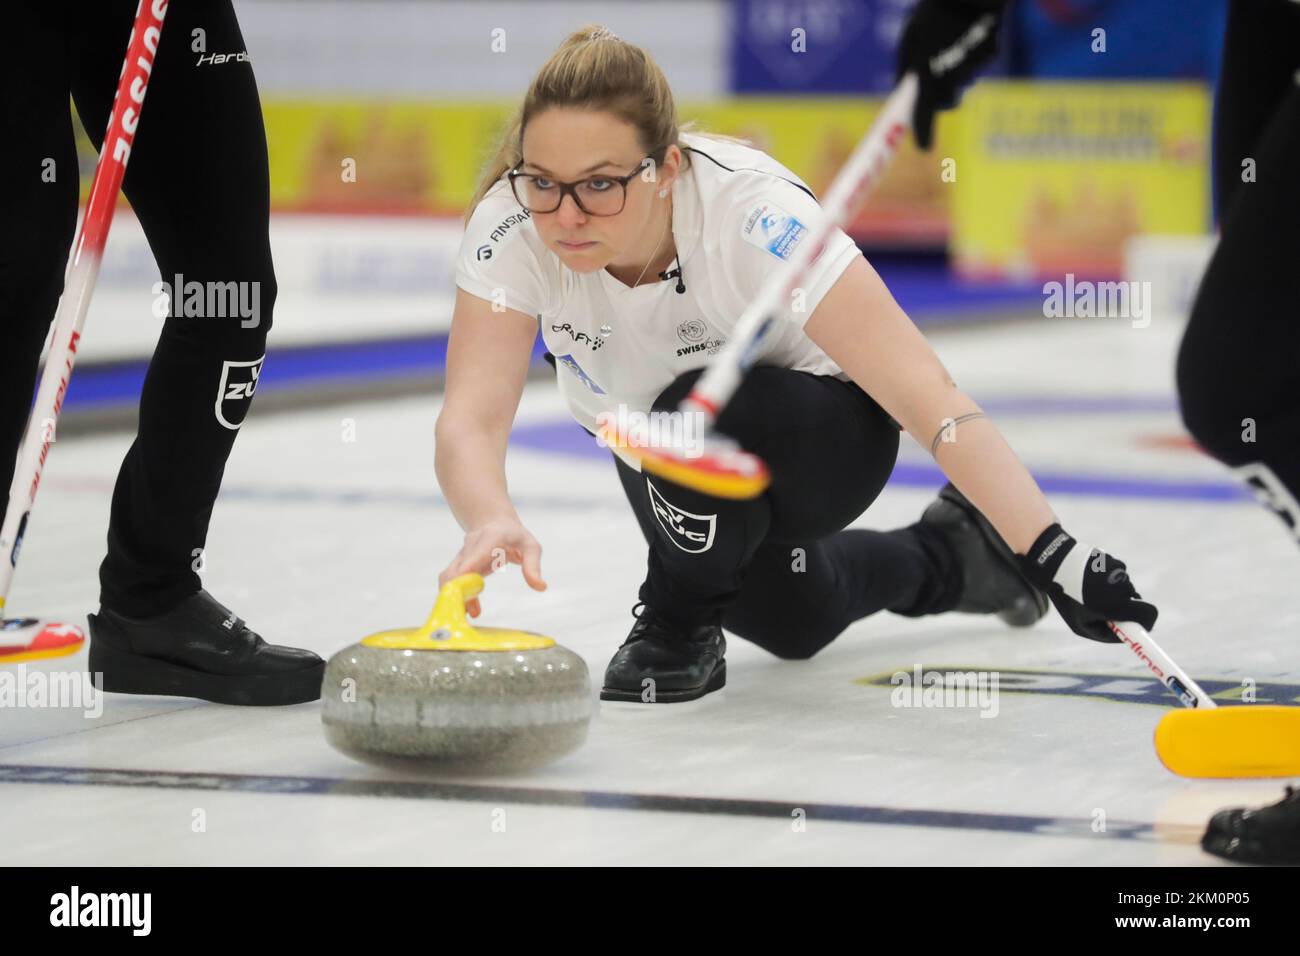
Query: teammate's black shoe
87,590,324,706
919,482,1049,627
601,602,726,703
1202,786,1300,865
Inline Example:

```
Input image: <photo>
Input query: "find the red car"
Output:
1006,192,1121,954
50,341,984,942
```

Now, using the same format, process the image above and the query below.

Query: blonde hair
465,25,688,224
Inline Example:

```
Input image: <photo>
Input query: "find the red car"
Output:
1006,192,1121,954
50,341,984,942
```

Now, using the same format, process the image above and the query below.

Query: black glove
894,0,1006,149
1016,524,1158,643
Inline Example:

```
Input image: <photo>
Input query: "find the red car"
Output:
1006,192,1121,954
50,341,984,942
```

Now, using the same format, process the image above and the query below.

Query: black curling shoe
87,590,324,706
601,602,726,703
919,483,1049,627
1202,786,1300,865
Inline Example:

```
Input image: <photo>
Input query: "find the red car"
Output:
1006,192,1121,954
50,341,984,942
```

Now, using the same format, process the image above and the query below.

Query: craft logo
214,356,264,430
553,353,605,395
646,480,716,553
742,201,807,261
551,322,605,351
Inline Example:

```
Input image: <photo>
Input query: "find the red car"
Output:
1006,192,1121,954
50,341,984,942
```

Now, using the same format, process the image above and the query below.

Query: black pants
1177,0,1300,537
613,366,959,659
1,2,273,616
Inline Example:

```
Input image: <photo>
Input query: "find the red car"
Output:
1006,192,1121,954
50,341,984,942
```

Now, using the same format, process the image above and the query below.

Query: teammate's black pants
613,366,960,659
1176,0,1300,541
2,2,273,616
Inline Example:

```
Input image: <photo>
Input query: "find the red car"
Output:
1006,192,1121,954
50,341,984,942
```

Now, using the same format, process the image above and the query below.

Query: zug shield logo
646,479,716,553
215,356,264,430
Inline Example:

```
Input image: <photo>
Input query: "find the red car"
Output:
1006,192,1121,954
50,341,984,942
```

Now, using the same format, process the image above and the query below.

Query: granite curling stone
322,573,591,773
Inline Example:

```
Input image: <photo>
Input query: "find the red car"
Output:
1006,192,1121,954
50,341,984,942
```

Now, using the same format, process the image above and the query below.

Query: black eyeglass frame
507,150,666,216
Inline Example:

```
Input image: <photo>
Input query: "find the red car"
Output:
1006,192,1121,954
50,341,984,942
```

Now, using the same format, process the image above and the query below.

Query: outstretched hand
439,518,547,618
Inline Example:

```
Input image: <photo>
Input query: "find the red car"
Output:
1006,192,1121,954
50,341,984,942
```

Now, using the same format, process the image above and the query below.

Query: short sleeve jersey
455,132,862,438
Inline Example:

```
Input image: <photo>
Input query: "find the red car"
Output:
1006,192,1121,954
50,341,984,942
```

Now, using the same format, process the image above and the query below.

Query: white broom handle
683,73,919,420
1109,620,1216,710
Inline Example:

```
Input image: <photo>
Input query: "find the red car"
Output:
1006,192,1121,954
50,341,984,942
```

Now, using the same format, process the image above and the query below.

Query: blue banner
729,0,912,94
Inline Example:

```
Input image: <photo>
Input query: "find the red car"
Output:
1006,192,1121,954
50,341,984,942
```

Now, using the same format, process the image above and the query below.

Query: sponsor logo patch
551,322,605,351
214,357,264,430
196,51,251,67
672,318,723,357
676,319,707,345
675,337,725,358
553,353,605,395
646,479,716,553
741,201,807,261
484,210,531,246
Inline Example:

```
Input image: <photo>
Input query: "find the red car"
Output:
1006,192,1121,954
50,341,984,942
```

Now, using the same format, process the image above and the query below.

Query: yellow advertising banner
75,83,1209,271
677,99,954,245
255,97,954,243
949,81,1210,279
260,100,517,216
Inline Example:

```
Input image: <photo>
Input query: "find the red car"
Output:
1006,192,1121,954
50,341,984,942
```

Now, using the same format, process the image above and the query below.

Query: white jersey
455,132,861,446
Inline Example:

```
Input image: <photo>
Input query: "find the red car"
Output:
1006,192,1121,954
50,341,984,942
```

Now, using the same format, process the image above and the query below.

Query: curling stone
322,573,590,773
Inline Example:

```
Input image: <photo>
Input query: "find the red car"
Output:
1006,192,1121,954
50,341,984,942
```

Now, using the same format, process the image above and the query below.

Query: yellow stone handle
416,573,484,643
359,572,555,651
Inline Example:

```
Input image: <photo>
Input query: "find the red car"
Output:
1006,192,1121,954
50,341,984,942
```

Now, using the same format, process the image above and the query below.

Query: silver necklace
629,206,673,288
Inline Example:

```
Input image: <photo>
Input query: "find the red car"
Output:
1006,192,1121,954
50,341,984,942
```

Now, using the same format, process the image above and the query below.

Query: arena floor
3,311,1295,865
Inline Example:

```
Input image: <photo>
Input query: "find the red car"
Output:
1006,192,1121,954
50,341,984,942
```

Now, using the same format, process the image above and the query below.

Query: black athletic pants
1,1,273,616
1177,0,1300,540
613,366,960,659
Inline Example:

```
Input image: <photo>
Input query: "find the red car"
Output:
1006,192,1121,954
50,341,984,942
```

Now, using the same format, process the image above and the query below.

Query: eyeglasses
507,156,657,217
